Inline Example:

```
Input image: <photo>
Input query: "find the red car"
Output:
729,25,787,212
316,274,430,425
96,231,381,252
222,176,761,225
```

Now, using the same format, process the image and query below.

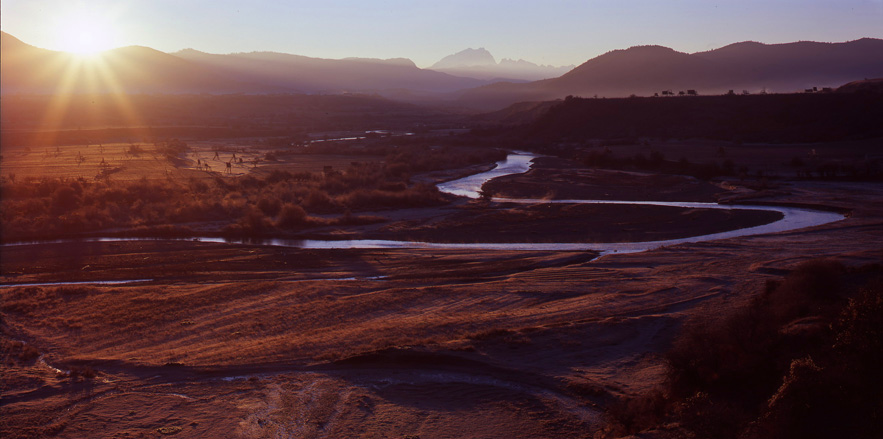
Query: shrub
834,281,883,366
51,186,80,214
276,203,307,228
602,389,668,437
69,366,96,379
602,260,882,439
256,196,282,217
236,207,272,233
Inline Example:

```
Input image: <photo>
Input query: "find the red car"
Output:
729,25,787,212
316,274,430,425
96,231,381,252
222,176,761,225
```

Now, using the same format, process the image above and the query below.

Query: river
4,152,844,256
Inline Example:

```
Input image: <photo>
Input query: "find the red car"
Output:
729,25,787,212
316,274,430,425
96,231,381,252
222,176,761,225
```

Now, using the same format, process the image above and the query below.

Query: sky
2,0,882,67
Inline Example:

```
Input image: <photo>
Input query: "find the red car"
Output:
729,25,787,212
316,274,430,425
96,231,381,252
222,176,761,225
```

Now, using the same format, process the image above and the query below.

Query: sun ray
37,56,85,146
89,53,147,135
33,47,148,152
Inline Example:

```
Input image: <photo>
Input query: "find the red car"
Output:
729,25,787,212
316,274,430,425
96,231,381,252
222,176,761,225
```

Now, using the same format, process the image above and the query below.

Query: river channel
4,152,844,256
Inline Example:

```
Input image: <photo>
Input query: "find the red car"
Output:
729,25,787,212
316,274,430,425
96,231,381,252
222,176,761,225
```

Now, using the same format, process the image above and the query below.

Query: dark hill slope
459,39,883,110
837,77,883,94
174,49,486,94
0,31,276,94
520,93,883,143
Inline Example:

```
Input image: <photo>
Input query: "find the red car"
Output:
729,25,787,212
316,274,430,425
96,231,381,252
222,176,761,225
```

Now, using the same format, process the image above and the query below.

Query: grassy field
0,140,389,182
0,142,186,181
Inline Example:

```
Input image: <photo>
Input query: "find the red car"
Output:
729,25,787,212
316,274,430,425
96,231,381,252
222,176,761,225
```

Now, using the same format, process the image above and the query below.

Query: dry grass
0,142,191,182
0,142,505,242
0,278,537,365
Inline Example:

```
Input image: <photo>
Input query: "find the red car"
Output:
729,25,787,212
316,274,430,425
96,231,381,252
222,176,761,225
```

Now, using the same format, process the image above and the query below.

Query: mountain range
0,32,280,95
458,39,883,109
2,31,881,111
0,32,488,96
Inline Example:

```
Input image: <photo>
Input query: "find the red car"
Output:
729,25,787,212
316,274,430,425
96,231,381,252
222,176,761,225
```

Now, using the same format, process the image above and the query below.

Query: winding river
4,152,844,256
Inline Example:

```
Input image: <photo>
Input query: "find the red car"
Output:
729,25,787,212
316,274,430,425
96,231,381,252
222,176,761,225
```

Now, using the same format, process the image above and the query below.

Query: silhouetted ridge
837,77,883,94
172,49,487,94
0,32,488,96
519,93,883,143
0,32,275,94
458,38,883,110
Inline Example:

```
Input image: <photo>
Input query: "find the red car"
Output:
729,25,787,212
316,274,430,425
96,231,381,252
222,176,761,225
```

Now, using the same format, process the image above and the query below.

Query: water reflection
437,153,533,198
215,152,842,253
4,152,844,255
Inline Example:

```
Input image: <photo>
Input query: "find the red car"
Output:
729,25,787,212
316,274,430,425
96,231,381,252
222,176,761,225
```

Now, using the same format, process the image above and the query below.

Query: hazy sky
2,0,882,67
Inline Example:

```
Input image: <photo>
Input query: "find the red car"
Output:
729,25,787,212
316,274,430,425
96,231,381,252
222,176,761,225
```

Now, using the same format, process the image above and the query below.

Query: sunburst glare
53,10,118,55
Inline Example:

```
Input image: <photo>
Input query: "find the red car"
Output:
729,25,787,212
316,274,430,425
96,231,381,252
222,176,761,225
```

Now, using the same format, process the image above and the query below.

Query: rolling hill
458,39,883,109
0,31,278,94
3,31,881,114
0,31,485,97
172,49,486,94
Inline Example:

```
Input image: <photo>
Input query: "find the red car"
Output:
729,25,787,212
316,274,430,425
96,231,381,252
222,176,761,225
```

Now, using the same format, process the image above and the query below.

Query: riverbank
2,155,880,438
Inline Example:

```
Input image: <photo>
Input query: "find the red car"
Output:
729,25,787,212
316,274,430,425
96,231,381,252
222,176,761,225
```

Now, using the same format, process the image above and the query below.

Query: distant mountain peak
430,47,497,69
429,48,574,81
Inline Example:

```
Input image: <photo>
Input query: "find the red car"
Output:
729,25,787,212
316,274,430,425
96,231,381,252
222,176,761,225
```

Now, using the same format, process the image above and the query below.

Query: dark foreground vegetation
520,93,883,143
600,260,883,439
576,145,883,182
0,93,456,147
0,145,504,242
470,92,883,183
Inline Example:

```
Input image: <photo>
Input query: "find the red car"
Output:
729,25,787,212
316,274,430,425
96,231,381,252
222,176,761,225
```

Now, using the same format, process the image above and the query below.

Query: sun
54,10,119,55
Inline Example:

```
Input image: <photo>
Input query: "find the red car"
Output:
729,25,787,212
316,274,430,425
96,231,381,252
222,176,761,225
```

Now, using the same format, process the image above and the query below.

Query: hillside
515,93,883,143
459,39,883,110
0,31,277,94
0,31,489,97
837,77,883,94
173,49,486,94
3,31,881,112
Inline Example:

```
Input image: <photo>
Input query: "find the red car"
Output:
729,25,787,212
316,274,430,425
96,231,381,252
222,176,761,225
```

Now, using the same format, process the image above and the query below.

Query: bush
51,186,80,214
276,203,307,229
602,389,668,437
237,207,272,233
1,145,479,240
256,196,282,216
602,260,883,439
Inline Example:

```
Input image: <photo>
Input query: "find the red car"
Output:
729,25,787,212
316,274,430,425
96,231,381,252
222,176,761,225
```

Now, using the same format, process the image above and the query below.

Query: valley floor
2,163,882,438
